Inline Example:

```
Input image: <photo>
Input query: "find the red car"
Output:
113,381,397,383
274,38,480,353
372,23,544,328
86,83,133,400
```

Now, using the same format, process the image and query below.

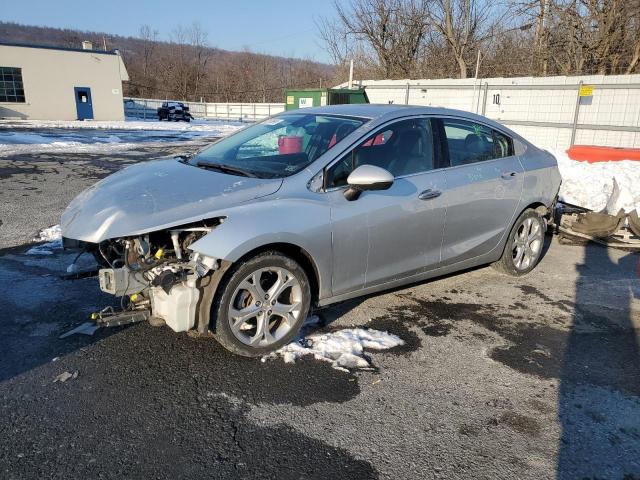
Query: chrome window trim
318,113,518,193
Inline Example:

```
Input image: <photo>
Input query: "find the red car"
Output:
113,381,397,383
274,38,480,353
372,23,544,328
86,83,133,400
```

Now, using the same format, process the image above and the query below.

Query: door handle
418,189,442,200
501,171,517,180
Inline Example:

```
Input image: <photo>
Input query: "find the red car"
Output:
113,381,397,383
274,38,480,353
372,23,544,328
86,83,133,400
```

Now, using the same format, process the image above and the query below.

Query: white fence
124,97,285,122
348,75,640,150
126,75,640,149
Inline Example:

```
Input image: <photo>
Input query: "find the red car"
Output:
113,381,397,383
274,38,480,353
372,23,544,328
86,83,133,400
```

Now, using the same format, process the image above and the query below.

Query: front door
436,117,524,266
74,87,94,120
326,117,447,295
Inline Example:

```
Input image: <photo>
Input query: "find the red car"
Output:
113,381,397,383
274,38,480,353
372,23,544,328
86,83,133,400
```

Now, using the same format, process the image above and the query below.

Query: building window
0,67,26,103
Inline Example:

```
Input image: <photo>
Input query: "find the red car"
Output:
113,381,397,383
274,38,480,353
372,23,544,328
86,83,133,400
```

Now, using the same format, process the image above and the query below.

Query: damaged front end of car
68,218,228,333
58,154,286,334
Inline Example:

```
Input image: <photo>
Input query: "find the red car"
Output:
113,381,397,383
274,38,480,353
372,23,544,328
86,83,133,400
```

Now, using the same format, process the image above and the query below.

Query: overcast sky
2,0,337,62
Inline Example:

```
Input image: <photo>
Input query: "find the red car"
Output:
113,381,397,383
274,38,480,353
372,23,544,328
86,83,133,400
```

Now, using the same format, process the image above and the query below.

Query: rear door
435,117,523,266
326,117,448,295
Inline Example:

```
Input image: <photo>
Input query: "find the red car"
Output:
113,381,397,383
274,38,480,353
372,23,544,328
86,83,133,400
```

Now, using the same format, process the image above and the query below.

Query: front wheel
493,209,545,276
210,252,311,357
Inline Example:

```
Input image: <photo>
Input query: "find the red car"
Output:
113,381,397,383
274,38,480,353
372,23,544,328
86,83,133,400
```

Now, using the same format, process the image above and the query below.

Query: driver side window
325,118,435,189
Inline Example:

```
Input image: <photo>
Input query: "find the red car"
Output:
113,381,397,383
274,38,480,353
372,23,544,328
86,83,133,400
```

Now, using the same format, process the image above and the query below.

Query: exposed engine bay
68,218,225,333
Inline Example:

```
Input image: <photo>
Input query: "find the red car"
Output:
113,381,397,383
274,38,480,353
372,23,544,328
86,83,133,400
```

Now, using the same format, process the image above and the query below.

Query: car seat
463,134,492,164
388,128,433,176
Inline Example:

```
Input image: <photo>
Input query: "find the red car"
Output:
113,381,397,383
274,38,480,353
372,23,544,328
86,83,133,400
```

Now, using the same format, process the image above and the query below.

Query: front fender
188,197,333,299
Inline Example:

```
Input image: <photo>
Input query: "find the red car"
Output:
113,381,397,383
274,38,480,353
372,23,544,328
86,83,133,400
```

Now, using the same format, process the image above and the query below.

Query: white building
0,41,129,121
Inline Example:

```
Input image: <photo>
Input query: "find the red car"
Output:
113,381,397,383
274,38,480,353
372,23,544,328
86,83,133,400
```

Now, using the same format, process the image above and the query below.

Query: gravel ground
0,135,639,479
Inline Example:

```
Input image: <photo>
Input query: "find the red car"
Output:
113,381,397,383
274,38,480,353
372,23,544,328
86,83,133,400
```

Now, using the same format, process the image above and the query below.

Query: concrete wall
0,44,129,121
342,75,640,150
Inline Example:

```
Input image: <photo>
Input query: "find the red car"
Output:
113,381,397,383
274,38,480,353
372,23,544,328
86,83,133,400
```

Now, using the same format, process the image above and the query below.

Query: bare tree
139,25,158,77
509,0,551,74
545,0,640,75
189,23,210,99
427,0,499,78
319,0,432,78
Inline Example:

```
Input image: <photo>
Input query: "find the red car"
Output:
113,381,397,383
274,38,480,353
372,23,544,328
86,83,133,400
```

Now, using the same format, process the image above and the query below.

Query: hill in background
0,22,337,103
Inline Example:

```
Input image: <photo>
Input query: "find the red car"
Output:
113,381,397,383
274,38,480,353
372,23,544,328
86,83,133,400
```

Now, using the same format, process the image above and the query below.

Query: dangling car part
61,105,562,356
554,202,640,250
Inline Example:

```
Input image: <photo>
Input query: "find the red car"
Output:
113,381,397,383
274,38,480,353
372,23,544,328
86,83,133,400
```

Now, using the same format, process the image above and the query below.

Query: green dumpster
284,88,369,111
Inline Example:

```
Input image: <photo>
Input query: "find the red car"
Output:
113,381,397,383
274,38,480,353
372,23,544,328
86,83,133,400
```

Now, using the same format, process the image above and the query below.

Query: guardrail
124,98,286,122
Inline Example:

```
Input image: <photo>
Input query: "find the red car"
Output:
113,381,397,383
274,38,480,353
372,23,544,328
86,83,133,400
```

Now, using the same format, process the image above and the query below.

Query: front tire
211,252,311,357
493,209,545,276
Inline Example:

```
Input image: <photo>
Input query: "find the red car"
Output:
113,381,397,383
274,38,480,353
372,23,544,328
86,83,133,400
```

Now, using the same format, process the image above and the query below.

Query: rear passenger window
441,119,513,166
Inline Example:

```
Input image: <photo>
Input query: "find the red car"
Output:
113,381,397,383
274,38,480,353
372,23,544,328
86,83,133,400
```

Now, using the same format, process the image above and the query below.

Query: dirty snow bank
552,149,640,213
262,317,404,371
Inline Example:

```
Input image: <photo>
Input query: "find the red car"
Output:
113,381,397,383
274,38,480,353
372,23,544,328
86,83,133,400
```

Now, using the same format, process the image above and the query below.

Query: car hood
61,158,283,243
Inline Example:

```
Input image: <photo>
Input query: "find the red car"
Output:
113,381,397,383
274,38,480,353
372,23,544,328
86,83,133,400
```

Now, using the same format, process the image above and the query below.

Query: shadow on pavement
0,243,377,479
558,245,640,478
0,244,123,383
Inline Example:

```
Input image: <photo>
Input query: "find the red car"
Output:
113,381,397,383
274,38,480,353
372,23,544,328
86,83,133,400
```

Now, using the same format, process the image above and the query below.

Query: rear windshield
189,113,366,178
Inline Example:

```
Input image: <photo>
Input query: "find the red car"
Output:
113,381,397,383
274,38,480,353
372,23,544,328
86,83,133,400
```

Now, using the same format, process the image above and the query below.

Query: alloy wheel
512,216,543,271
228,267,303,347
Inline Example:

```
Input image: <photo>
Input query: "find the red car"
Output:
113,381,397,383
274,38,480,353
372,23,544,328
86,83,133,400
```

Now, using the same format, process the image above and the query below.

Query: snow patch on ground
0,118,243,157
552,149,640,213
0,140,142,157
27,225,62,255
26,241,62,255
34,225,62,242
262,316,404,371
1,118,243,133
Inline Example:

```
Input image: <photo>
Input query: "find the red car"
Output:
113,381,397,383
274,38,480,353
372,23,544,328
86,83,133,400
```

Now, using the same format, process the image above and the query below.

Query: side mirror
344,164,394,201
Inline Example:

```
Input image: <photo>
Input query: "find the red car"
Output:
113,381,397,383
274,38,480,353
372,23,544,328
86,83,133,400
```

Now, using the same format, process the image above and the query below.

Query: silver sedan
61,105,561,356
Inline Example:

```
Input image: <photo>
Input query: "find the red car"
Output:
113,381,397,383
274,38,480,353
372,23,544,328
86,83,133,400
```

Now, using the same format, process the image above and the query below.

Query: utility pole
348,59,354,89
472,50,482,112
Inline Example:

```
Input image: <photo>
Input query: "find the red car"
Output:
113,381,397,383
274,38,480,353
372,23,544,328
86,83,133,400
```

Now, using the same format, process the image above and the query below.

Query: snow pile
263,317,404,371
27,225,62,255
552,149,640,213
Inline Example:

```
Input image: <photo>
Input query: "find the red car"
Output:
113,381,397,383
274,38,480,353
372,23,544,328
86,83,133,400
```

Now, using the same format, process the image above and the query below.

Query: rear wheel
493,209,545,276
211,252,310,357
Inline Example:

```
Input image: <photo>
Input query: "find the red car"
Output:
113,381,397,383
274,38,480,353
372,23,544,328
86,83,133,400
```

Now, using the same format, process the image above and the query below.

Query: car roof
283,103,489,122
285,104,527,142
288,103,413,119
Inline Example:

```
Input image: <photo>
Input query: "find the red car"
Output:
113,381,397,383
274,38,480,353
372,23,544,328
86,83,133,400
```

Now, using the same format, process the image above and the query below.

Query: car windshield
188,113,366,178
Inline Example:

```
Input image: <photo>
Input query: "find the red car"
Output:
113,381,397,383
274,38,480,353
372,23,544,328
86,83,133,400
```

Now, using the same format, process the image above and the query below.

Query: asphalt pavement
1,135,639,479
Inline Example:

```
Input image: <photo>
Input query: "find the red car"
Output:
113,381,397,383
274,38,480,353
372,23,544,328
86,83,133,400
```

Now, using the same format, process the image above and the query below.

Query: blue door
74,87,94,120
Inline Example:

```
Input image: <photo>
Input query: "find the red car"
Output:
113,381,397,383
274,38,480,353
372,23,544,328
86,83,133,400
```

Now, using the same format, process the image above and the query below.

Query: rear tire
210,251,311,357
493,209,545,276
